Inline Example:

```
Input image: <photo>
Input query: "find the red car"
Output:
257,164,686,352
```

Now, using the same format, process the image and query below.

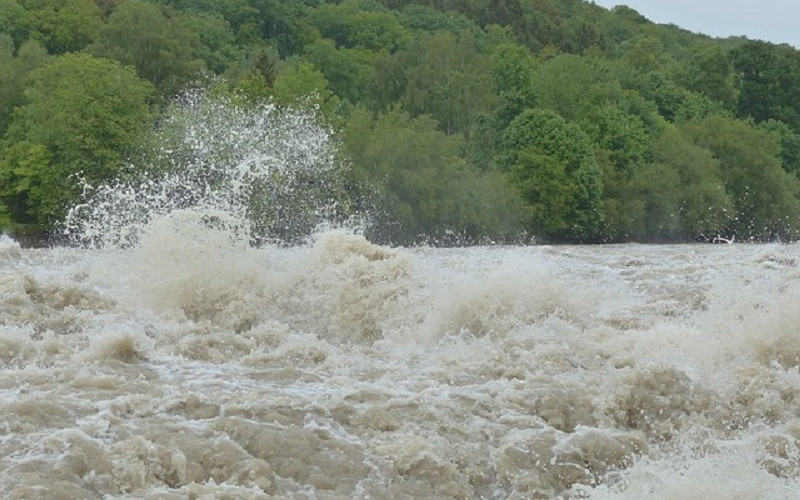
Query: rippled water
2,226,800,499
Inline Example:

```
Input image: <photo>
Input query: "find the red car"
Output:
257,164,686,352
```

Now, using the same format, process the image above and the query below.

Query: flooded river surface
2,230,800,499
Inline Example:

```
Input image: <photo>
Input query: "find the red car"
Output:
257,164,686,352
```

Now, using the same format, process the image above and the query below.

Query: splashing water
63,89,353,248
4,240,800,499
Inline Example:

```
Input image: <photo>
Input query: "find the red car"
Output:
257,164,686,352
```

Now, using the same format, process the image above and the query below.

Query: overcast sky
591,1,800,48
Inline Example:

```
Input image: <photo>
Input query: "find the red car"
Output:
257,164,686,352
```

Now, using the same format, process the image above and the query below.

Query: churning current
3,93,800,498
2,227,800,499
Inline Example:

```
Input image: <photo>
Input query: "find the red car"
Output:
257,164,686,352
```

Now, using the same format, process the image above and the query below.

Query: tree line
3,0,800,244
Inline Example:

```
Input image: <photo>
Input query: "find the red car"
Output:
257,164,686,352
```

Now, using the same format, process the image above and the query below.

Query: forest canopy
2,0,800,244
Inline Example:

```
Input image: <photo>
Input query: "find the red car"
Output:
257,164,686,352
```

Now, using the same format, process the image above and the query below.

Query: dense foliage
3,0,800,244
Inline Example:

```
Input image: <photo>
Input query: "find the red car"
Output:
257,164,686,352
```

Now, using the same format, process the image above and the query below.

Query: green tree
675,45,738,110
398,4,475,34
0,37,50,225
760,119,800,177
685,115,800,240
731,40,800,131
90,0,206,93
531,54,623,122
619,35,670,73
306,0,408,53
344,107,522,243
224,56,343,122
0,201,10,229
604,129,734,242
500,108,604,242
581,103,649,171
303,38,376,105
0,141,53,224
246,0,313,54
156,0,310,52
0,53,156,226
220,44,278,100
181,11,241,74
23,0,102,54
0,0,26,48
391,30,494,135
561,17,607,54
0,36,49,135
268,60,342,120
157,0,259,45
651,130,734,240
490,42,537,125
621,161,682,241
621,68,727,125
402,0,563,51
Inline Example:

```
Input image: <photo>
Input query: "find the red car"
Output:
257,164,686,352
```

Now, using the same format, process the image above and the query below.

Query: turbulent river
2,229,800,499
3,92,800,498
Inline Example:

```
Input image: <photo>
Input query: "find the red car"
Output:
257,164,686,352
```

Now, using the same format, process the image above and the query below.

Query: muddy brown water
2,231,800,499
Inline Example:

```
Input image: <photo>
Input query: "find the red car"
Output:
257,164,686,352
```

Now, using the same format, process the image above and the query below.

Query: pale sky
591,0,800,48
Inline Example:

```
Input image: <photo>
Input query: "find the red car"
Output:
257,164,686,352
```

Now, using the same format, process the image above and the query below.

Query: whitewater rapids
2,227,800,499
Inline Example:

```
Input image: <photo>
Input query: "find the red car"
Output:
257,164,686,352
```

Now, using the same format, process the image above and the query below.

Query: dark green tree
0,0,26,48
90,0,206,93
344,107,522,243
676,45,738,110
651,130,733,240
731,40,800,131
306,0,408,53
398,4,475,34
22,0,102,54
600,127,734,243
760,119,800,177
639,129,733,241
181,11,241,74
157,0,311,53
0,36,49,135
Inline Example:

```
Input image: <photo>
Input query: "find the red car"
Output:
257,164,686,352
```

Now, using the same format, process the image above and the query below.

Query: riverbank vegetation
3,0,800,244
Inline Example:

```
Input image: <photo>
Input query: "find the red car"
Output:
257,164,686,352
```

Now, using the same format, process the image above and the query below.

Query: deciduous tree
23,0,102,54
344,107,522,243
90,0,205,93
0,53,155,225
685,115,800,240
501,108,604,241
